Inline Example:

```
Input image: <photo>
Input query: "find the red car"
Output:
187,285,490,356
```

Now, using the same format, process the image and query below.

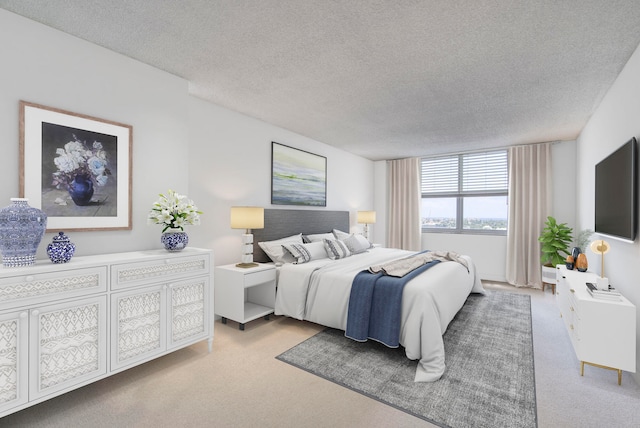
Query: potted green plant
539,216,573,287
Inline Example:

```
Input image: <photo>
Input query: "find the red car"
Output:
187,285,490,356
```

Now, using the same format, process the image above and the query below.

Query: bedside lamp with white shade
230,206,264,268
357,210,376,239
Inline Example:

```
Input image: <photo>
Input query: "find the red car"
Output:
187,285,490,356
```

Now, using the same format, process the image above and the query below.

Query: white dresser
556,265,636,384
0,248,213,418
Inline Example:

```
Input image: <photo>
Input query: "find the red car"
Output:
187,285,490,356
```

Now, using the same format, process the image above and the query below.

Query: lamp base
236,262,258,268
596,276,610,291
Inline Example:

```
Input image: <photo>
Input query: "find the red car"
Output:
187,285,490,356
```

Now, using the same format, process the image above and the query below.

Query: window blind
421,150,507,194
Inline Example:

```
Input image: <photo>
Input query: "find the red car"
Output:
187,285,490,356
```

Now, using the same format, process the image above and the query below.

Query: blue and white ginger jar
0,198,48,267
161,230,189,251
47,231,76,263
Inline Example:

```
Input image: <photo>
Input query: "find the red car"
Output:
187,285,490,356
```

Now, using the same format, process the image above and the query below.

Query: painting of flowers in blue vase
42,123,117,216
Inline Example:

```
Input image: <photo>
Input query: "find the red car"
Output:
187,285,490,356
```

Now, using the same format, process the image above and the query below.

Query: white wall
0,9,189,257
0,9,375,266
576,41,640,384
188,97,375,266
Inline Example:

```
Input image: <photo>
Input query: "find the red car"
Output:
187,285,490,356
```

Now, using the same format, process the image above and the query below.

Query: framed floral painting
19,101,133,231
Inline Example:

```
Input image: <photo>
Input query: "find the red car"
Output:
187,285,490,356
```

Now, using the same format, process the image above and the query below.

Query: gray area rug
276,291,537,428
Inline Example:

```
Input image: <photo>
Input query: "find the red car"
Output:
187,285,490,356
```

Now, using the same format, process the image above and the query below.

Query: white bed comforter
275,247,485,382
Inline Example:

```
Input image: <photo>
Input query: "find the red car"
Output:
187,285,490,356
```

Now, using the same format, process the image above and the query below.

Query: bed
253,209,485,382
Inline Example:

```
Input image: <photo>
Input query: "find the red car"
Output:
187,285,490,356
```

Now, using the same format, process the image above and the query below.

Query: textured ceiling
2,1,640,160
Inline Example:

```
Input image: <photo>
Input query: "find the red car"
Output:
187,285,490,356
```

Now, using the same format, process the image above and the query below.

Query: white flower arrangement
148,190,202,232
52,136,110,189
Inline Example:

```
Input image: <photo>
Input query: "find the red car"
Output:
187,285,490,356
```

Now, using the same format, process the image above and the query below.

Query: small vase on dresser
575,253,588,272
147,189,201,252
47,231,76,263
161,230,189,251
0,198,47,267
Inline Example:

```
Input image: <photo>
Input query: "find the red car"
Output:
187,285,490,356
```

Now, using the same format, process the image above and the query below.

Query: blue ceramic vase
68,174,94,206
161,231,189,251
0,198,48,267
47,231,76,263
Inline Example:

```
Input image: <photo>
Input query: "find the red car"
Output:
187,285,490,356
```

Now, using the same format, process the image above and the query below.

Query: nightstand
214,263,276,330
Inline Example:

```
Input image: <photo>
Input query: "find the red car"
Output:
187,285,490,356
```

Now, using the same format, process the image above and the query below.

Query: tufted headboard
252,209,350,263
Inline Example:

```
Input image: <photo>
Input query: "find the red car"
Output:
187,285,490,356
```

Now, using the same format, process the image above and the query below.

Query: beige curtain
387,157,421,251
506,143,552,288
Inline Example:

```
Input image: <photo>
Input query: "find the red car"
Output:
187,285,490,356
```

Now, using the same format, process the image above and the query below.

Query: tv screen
594,137,638,242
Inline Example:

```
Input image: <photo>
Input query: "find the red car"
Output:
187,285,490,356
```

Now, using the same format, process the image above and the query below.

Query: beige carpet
2,283,640,427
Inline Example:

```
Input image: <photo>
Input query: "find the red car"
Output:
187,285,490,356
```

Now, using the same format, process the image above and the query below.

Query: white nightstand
214,263,276,330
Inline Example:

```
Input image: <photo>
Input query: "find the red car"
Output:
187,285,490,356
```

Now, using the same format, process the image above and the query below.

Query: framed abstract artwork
271,142,326,206
19,101,133,231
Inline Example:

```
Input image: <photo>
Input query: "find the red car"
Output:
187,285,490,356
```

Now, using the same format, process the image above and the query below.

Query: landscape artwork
271,142,326,206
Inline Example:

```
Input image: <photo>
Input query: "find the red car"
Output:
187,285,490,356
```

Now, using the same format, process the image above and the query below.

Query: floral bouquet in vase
148,190,202,251
51,136,110,206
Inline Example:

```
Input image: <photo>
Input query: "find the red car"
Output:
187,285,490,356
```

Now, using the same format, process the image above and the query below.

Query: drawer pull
570,288,575,293
570,306,574,311
32,310,40,317
165,259,171,265
570,324,574,330
25,275,35,282
20,312,28,319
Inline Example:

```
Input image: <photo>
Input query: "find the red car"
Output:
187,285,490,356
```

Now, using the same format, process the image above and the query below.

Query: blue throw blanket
345,259,440,347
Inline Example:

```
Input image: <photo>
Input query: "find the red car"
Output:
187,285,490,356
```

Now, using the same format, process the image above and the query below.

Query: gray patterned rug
276,291,537,428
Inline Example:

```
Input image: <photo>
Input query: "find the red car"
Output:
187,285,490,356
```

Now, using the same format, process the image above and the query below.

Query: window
421,150,508,234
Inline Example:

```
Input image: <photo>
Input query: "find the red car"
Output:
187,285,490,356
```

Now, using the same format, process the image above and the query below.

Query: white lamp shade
230,206,264,230
357,210,376,224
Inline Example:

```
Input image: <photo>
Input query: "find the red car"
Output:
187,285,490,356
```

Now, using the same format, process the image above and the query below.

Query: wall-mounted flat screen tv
594,137,638,242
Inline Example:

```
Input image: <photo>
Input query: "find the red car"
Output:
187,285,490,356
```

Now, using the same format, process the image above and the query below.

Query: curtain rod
387,139,567,161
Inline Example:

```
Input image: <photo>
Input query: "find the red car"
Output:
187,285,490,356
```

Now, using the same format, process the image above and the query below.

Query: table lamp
589,239,611,290
231,206,264,268
357,210,376,239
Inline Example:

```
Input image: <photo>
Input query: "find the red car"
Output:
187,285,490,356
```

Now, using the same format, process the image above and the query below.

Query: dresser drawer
111,254,210,290
0,266,107,309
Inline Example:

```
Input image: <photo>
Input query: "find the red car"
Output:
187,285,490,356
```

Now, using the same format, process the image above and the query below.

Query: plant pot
541,265,557,284
161,231,189,251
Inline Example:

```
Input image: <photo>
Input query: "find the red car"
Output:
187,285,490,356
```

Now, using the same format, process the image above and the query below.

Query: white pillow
304,232,335,242
332,229,350,240
258,233,303,263
323,238,351,260
282,241,328,263
342,234,372,254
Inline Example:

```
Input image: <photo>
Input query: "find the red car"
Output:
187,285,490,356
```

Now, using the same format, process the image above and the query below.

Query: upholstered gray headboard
252,209,350,263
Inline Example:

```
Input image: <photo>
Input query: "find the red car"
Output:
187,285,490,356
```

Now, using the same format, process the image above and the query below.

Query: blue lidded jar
47,231,76,263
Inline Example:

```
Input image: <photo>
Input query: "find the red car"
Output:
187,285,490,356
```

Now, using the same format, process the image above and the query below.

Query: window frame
420,151,508,235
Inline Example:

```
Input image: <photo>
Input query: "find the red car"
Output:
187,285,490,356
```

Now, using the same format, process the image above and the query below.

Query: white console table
0,248,213,418
556,265,636,384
